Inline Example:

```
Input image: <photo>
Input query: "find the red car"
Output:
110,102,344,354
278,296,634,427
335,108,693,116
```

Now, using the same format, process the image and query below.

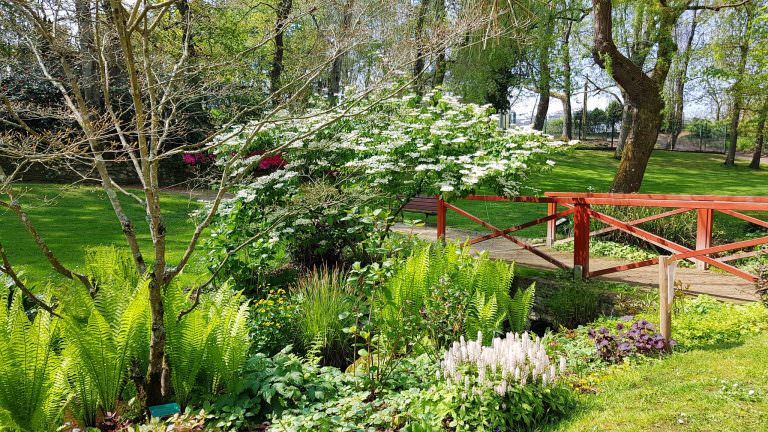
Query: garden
2,92,768,432
3,0,768,430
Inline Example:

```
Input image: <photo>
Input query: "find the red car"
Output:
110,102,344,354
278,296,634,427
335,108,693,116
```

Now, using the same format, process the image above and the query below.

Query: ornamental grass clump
440,332,566,395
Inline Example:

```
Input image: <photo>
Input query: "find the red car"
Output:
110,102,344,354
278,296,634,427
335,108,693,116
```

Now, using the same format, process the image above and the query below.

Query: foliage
377,242,535,351
588,319,675,363
543,285,602,329
0,291,63,431
269,340,572,432
0,247,251,430
206,92,570,281
667,295,768,349
437,332,572,431
250,288,299,356
209,347,358,430
164,284,251,409
292,267,356,366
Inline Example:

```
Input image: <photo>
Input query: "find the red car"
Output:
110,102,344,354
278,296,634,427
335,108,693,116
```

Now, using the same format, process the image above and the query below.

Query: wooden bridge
418,192,768,302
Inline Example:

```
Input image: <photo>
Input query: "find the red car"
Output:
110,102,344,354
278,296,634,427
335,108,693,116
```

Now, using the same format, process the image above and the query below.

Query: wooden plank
588,257,660,277
716,250,764,262
670,235,768,262
716,209,768,229
573,204,590,277
696,209,713,270
546,202,557,247
659,256,674,340
443,202,570,269
467,208,574,245
436,196,446,241
544,192,768,204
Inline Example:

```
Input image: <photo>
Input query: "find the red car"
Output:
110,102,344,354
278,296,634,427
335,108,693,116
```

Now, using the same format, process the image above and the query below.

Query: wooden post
658,255,676,340
546,202,557,247
436,195,446,242
573,203,590,278
696,208,713,270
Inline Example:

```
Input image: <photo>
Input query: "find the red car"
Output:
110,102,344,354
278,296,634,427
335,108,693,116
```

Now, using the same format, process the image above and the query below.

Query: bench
403,195,438,219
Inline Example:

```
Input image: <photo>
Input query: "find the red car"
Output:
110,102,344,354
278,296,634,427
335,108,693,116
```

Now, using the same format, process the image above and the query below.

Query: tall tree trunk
270,0,293,98
432,0,447,88
580,80,588,139
533,44,550,131
615,93,631,159
561,22,573,140
750,99,767,169
75,0,100,109
668,12,696,151
412,0,431,95
725,9,753,167
328,0,354,105
592,0,675,192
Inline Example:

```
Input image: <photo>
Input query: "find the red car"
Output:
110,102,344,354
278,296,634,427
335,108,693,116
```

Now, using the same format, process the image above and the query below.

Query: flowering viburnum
439,332,566,397
212,90,573,204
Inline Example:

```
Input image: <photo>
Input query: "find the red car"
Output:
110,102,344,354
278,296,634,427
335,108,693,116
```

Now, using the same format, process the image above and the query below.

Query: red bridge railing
435,192,768,282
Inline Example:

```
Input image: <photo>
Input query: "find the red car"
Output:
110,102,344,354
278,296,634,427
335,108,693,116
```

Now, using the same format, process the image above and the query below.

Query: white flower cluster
440,332,566,397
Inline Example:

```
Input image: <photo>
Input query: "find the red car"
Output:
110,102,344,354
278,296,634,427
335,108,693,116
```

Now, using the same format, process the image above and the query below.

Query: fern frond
509,283,536,333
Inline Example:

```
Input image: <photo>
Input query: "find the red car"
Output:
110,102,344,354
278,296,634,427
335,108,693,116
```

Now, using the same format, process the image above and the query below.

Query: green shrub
250,288,300,356
543,285,602,329
669,296,768,349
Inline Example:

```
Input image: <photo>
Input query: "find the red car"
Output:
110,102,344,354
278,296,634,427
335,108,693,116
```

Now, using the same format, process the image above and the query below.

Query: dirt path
395,224,760,303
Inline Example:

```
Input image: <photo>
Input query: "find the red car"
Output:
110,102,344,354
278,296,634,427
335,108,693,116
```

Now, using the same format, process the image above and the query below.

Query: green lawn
553,333,768,431
410,150,768,238
0,183,203,283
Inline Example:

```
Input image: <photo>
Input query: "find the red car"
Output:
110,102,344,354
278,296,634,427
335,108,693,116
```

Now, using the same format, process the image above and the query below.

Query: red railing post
573,203,590,278
546,202,557,247
696,208,713,270
436,195,446,242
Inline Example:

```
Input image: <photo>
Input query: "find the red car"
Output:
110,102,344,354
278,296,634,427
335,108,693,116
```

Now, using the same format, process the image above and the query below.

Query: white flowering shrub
440,332,566,396
206,91,573,281
214,90,573,198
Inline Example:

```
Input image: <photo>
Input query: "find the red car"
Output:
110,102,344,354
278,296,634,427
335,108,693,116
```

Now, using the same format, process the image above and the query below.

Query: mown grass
552,333,768,431
407,150,768,238
0,183,204,283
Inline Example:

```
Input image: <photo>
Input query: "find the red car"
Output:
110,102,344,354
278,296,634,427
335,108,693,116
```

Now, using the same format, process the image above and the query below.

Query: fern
0,292,64,431
62,279,150,418
509,283,536,333
464,291,505,344
165,283,251,405
164,284,209,408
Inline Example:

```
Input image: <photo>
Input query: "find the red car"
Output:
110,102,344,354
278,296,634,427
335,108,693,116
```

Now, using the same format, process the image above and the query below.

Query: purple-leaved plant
588,319,676,363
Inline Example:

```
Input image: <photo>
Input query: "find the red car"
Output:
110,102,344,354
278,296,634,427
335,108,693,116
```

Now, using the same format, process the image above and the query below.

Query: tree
666,10,699,150
270,0,293,98
750,98,767,169
592,0,751,192
724,4,757,166
0,0,494,407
